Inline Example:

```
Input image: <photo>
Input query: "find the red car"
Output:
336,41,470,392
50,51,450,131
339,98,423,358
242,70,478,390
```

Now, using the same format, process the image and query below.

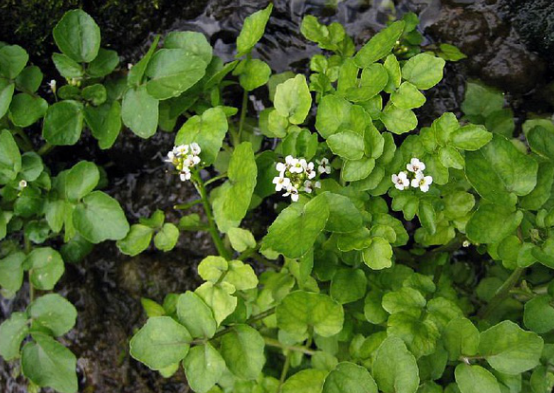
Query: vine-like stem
24,236,34,302
204,173,228,187
192,173,231,260
237,89,248,144
479,267,524,319
263,337,317,356
37,142,54,156
277,350,291,393
173,199,202,210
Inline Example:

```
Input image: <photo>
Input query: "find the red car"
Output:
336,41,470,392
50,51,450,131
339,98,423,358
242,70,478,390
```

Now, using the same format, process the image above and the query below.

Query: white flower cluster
273,156,331,202
392,158,433,192
165,143,201,181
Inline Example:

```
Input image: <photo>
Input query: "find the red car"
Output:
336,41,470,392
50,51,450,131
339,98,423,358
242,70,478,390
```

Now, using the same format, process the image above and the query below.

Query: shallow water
1,0,552,391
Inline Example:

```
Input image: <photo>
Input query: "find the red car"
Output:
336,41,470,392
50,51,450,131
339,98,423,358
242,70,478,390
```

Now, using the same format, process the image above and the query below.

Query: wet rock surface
1,0,554,391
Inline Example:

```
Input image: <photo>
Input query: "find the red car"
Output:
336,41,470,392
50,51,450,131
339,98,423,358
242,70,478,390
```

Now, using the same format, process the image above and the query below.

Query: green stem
479,267,524,319
38,142,54,156
24,236,35,302
173,199,202,210
264,337,316,356
204,173,228,187
12,128,34,152
237,89,248,144
192,173,231,260
277,350,291,393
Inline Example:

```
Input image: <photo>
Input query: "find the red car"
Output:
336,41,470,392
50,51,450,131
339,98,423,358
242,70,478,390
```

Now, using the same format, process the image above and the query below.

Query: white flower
392,171,410,191
175,144,189,156
303,180,314,193
190,142,201,156
314,181,321,189
290,158,305,174
283,184,299,202
407,157,426,173
305,162,316,179
183,154,200,168
411,172,433,192
48,79,56,92
179,168,191,181
317,158,331,174
127,63,133,70
285,155,296,166
18,180,27,189
463,240,471,247
165,150,175,163
276,162,287,174
272,176,291,192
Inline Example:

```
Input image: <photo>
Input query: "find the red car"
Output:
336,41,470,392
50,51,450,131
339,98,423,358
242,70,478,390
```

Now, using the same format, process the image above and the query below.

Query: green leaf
236,4,273,57
455,364,501,393
0,80,15,119
183,343,226,393
381,104,418,134
43,100,84,146
520,163,554,210
263,194,329,258
164,31,213,64
466,204,522,244
128,35,160,86
327,131,365,160
0,129,21,182
53,9,101,63
363,237,393,270
443,318,480,361
0,252,25,297
28,294,77,336
122,85,159,138
154,223,179,252
87,48,119,78
322,362,378,393
387,313,439,358
21,333,78,393
330,268,367,304
384,54,401,93
479,320,544,375
282,369,328,393
451,125,492,151
465,134,538,206
15,65,43,93
195,282,237,325
198,256,228,282
175,107,228,165
52,53,83,78
116,224,154,256
527,125,554,161
438,43,467,61
141,298,165,318
524,295,554,334
84,101,122,149
391,82,426,110
0,312,28,361
342,158,376,183
274,74,312,125
226,260,258,290
177,291,217,339
24,247,65,291
276,290,344,338
130,316,191,370
373,336,420,393
323,193,363,233
354,21,405,67
228,228,256,252
382,287,426,316
65,161,100,203
212,142,257,232
0,45,28,79
236,59,271,91
402,53,445,90
219,324,265,380
9,93,48,127
73,191,130,243
145,48,208,100
461,81,504,118
82,84,107,106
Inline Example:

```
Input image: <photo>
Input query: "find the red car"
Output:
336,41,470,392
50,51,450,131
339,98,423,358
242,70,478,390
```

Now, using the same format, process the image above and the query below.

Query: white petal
424,176,433,185
291,193,299,202
411,178,420,188
420,184,430,192
276,162,286,172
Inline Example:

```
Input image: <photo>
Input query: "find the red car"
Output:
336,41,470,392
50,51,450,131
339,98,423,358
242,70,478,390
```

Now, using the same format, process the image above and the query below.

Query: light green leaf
451,125,492,151
402,53,445,90
519,163,554,210
391,82,426,110
21,333,78,393
282,369,328,393
226,260,258,291
212,142,257,232
195,282,237,325
274,74,312,125
330,268,367,304
262,193,329,258
228,228,256,252
524,295,554,334
198,256,228,283
42,100,84,146
177,291,217,339
327,131,365,160
53,9,100,63
175,107,228,165
455,364,500,393
219,324,265,380
479,320,544,375
381,104,418,134
322,362,378,393
122,85,159,138
461,81,504,118
382,287,426,317
0,252,25,297
0,312,28,361
73,191,130,243
342,158,376,182
164,31,213,64
387,313,439,358
373,336,419,393
130,316,192,370
466,204,522,244
443,318,480,361
154,223,179,252
0,129,21,183
354,21,405,67
236,4,273,57
28,294,77,337
24,247,65,291
116,224,154,256
183,343,226,393
323,192,363,233
236,59,271,91
276,290,344,337
9,93,48,127
363,237,393,270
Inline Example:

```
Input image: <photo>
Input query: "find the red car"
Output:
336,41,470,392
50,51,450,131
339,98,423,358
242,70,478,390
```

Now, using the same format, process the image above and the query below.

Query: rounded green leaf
73,191,130,243
0,80,15,119
466,204,522,244
198,256,228,283
84,101,122,149
479,320,544,375
330,268,367,304
43,100,84,146
21,333,78,393
322,362,378,393
323,192,363,233
363,237,393,270
327,131,365,160
226,260,258,291
25,247,65,291
0,252,25,297
451,124,492,151
53,10,101,63
0,312,29,361
87,48,119,78
236,58,271,91
228,228,256,252
455,364,500,393
236,4,273,57
220,324,265,380
354,21,405,67
373,336,419,393
52,53,83,78
0,129,21,182
443,318,480,361
391,82,426,110
177,291,217,339
9,93,48,127
0,45,29,79
274,74,312,125
28,294,77,337
381,104,418,135
65,161,100,203
154,223,179,252
282,369,328,393
164,31,212,64
183,343,225,393
15,65,43,93
116,224,154,256
129,316,192,370
524,295,554,334
195,282,237,326
382,287,426,316
402,53,445,90
276,290,344,338
122,85,159,138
